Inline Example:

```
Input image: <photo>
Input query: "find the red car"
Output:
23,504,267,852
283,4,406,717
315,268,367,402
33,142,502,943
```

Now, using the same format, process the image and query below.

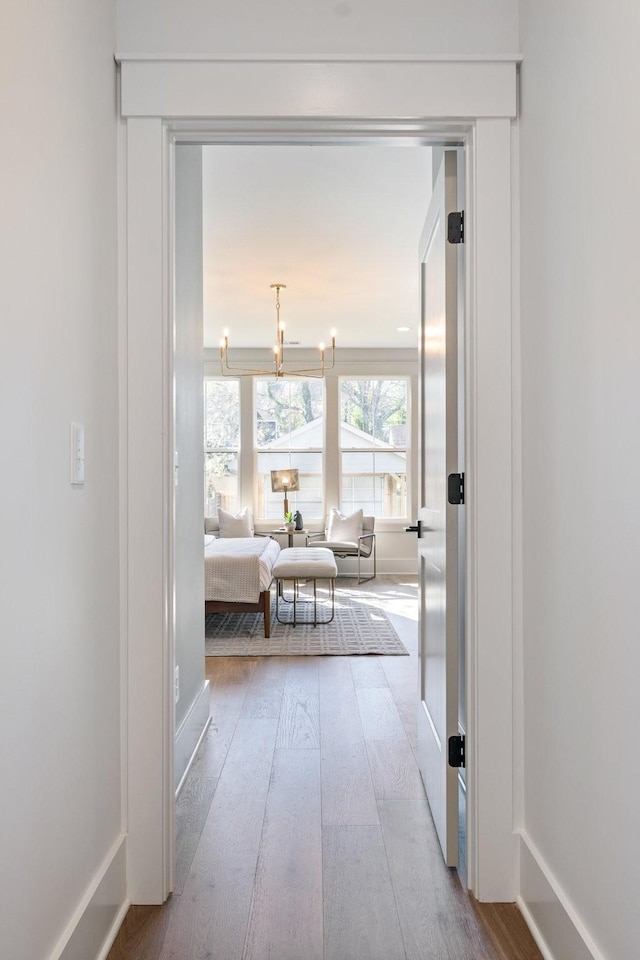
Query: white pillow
326,508,363,543
204,534,216,547
217,507,254,538
204,516,220,534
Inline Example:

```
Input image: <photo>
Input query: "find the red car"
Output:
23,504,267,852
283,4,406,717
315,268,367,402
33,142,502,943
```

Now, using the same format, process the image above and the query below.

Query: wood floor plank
321,740,380,826
379,798,462,960
379,651,418,691
158,718,278,960
239,657,287,719
378,656,419,747
206,657,256,723
317,656,380,824
323,825,406,960
282,655,321,692
276,689,320,747
349,655,390,688
276,659,320,747
243,748,323,960
188,716,241,780
472,902,545,960
317,654,353,691
378,799,517,960
394,697,419,751
366,738,426,801
356,686,407,741
107,902,179,960
318,657,365,749
206,654,257,691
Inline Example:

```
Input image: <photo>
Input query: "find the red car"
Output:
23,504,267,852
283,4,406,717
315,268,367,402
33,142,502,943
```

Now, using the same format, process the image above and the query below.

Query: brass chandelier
219,283,336,378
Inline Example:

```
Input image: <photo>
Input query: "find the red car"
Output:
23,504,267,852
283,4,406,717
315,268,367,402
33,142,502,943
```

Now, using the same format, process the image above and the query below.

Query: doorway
119,57,515,904
187,138,468,879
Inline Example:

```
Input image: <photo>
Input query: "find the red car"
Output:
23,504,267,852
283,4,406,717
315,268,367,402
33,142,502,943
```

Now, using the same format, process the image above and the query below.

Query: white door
416,150,462,866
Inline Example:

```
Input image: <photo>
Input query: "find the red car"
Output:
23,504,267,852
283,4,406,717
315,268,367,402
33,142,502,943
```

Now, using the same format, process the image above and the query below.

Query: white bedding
204,536,281,603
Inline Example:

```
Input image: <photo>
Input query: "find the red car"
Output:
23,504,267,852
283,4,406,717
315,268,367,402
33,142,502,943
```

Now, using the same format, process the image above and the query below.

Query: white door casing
118,57,515,904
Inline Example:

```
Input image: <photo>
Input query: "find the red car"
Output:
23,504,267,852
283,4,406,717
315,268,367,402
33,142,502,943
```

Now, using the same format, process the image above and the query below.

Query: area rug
205,585,409,656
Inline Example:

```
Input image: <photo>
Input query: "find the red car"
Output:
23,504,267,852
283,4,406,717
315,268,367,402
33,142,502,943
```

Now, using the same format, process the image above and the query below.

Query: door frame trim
118,56,516,904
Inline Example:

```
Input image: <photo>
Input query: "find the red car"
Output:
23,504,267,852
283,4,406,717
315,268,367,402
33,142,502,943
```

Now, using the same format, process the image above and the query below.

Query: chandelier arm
284,367,328,376
220,367,278,377
275,369,325,379
219,283,336,379
221,342,276,377
289,351,336,375
220,355,283,377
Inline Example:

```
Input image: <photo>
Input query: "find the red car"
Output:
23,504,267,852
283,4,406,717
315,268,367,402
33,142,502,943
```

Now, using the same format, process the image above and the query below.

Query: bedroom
172,141,435,771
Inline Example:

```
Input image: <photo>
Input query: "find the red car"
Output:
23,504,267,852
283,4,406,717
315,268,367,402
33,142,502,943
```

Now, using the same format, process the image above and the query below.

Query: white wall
0,2,123,959
174,146,209,790
116,0,518,58
518,3,640,958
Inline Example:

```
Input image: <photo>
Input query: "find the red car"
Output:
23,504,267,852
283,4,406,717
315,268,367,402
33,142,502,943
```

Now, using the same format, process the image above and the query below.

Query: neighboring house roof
264,416,405,450
262,416,406,473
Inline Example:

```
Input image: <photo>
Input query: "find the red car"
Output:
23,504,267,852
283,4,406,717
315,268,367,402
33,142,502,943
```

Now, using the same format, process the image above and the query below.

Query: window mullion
324,375,340,517
239,377,255,509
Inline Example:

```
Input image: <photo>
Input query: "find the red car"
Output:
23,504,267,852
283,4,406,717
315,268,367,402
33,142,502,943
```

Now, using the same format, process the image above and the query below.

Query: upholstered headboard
204,516,220,535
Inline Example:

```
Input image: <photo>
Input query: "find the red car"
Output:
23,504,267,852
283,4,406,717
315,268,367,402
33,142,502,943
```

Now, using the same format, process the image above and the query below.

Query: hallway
109,579,541,959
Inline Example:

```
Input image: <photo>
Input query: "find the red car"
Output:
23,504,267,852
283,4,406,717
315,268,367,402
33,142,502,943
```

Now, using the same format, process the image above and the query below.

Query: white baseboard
175,679,211,793
517,832,604,960
50,834,127,960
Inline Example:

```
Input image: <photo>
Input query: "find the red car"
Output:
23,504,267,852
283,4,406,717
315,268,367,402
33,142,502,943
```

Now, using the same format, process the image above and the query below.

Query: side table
270,528,309,548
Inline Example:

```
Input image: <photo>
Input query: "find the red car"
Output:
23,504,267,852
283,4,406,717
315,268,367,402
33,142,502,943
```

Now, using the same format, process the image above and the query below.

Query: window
204,378,240,515
339,378,408,518
255,378,324,520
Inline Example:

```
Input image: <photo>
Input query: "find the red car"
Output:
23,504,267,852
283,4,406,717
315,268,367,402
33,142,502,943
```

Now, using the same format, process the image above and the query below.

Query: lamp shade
270,468,300,493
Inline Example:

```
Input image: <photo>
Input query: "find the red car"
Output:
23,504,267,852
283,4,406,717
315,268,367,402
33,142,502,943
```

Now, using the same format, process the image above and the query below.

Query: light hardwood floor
108,577,542,960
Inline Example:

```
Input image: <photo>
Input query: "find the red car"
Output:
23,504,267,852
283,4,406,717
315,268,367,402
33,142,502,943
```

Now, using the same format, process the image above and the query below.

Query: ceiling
201,145,433,350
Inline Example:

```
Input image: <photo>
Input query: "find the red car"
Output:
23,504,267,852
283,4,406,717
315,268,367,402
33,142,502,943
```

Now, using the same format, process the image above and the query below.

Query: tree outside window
204,378,240,515
255,378,324,520
340,378,408,518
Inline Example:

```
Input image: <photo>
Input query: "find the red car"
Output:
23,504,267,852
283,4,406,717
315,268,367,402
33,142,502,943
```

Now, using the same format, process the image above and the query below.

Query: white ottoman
272,547,338,626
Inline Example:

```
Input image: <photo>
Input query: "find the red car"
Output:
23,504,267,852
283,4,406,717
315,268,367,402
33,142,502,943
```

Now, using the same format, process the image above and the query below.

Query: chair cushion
307,538,373,558
326,507,363,543
218,507,254,538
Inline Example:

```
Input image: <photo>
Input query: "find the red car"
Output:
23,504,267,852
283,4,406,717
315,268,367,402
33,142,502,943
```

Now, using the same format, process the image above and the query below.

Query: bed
204,534,281,638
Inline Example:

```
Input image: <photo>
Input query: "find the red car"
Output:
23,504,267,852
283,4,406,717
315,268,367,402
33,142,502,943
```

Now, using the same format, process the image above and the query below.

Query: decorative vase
284,521,295,533
294,510,303,530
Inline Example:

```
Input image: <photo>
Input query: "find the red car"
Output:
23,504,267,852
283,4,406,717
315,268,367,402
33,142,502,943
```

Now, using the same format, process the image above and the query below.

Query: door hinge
448,734,466,768
447,210,464,244
447,472,465,505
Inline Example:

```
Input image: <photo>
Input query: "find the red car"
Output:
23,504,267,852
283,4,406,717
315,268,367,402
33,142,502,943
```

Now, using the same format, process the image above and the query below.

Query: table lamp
270,468,300,518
